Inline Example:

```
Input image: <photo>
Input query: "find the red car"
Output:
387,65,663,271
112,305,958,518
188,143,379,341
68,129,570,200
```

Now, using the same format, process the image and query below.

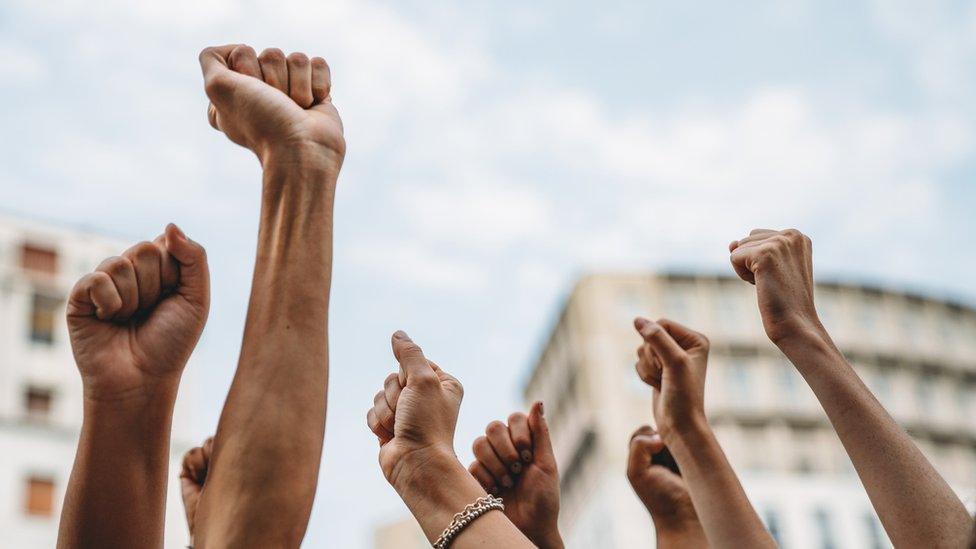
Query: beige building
0,213,193,547
523,272,976,548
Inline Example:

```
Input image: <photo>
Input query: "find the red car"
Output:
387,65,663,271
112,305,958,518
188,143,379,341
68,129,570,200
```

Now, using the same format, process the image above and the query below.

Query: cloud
0,40,48,85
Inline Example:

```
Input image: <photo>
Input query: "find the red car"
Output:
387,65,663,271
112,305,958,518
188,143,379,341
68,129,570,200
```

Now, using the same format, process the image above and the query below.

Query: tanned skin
190,44,345,548
634,317,776,549
469,402,564,549
729,228,974,548
366,331,535,548
57,225,210,548
626,425,709,548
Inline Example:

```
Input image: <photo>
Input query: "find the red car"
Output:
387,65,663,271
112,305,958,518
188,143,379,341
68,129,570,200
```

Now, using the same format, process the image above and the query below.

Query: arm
626,426,708,549
468,402,564,549
191,44,345,547
366,331,535,548
180,436,214,543
634,317,775,549
58,226,210,548
729,228,973,548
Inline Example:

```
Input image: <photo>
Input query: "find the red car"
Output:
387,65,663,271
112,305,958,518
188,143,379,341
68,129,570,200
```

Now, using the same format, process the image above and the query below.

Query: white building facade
0,214,192,548
524,272,976,549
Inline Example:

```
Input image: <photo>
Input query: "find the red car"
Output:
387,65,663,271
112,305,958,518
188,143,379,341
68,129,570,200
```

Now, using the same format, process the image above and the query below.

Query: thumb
164,224,210,310
199,44,239,105
627,425,664,480
528,401,556,470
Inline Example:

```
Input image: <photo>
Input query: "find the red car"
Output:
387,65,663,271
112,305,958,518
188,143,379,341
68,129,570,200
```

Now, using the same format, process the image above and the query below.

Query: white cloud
395,182,553,247
347,239,488,292
0,40,48,85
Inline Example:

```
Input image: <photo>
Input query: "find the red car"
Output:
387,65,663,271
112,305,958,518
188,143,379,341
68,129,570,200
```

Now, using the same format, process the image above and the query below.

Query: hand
729,228,821,344
199,44,345,164
180,436,214,539
633,317,709,445
469,402,562,549
67,224,209,402
627,426,703,539
367,331,465,489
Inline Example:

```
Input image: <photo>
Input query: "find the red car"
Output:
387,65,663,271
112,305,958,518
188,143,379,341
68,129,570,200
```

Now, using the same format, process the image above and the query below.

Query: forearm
396,450,535,548
779,328,971,547
655,529,709,549
197,146,337,546
653,519,708,549
667,421,775,549
57,384,179,548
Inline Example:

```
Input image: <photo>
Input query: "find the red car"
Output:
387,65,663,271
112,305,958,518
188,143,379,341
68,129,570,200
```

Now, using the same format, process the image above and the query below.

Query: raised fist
729,228,821,345
199,44,345,164
469,402,562,549
67,224,209,402
626,426,703,538
633,317,709,445
180,436,214,538
366,331,464,488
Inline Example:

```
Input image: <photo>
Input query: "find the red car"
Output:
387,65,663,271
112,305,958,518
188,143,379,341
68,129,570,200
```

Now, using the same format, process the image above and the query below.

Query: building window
21,244,58,274
24,386,53,421
813,508,837,549
24,476,55,516
30,293,61,344
728,359,752,404
915,373,936,413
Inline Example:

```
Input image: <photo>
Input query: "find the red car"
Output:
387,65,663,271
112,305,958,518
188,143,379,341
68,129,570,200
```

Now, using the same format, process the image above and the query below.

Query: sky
1,0,975,547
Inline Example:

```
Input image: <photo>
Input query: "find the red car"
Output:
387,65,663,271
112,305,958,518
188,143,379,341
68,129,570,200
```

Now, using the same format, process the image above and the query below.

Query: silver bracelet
433,494,505,549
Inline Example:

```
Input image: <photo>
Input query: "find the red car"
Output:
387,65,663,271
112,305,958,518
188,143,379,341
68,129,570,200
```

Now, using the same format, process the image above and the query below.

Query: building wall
0,214,193,548
524,272,976,548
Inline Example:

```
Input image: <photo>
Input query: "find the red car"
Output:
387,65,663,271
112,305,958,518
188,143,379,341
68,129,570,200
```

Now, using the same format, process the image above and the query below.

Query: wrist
81,373,181,412
660,412,709,448
654,523,709,549
531,529,564,549
258,139,343,178
391,444,464,497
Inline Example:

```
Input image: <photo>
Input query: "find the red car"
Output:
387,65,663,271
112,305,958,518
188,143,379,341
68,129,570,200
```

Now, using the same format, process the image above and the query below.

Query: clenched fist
729,228,821,345
627,426,704,543
67,224,209,402
469,403,562,549
180,436,214,539
633,317,709,445
199,44,345,165
367,331,464,488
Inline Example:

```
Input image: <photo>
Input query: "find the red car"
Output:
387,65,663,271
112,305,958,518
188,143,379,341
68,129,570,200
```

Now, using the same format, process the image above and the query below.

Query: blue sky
1,0,975,546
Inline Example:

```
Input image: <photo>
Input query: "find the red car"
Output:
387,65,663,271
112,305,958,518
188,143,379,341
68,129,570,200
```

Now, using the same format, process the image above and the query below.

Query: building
523,272,976,549
0,213,192,548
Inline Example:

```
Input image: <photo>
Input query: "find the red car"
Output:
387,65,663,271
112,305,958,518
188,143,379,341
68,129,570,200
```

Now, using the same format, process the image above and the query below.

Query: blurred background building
0,213,191,548
523,272,976,549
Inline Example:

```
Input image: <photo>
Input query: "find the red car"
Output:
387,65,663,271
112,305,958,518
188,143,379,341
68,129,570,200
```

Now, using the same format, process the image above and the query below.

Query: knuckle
486,420,507,436
204,72,234,97
373,391,385,405
130,241,159,261
230,44,255,59
259,47,286,62
310,56,328,69
472,436,489,453
287,52,309,66
507,412,526,425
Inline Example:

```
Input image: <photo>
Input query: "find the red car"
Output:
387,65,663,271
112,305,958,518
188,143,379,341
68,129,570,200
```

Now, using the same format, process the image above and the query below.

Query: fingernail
393,330,409,340
511,462,522,474
501,475,513,488
538,401,545,417
521,450,533,463
169,223,187,242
